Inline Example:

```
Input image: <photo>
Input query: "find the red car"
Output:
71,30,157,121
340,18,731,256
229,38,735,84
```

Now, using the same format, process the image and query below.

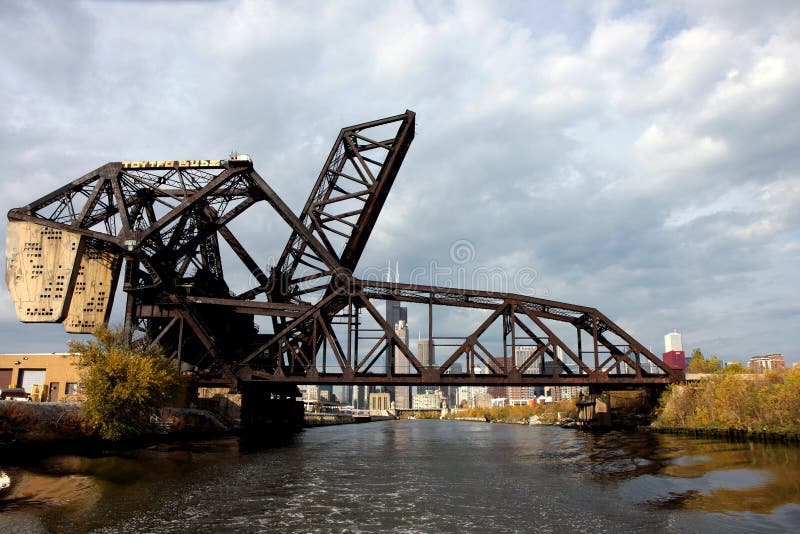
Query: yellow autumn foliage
70,327,185,441
654,366,800,434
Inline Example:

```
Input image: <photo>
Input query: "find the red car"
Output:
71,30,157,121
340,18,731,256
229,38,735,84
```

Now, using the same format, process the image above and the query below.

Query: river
2,421,799,532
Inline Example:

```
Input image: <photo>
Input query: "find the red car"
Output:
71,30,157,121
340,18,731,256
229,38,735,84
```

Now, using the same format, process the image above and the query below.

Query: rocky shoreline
0,401,233,456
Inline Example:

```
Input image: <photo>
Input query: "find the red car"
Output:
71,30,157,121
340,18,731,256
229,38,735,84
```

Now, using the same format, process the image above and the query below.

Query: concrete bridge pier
578,385,668,428
240,381,304,433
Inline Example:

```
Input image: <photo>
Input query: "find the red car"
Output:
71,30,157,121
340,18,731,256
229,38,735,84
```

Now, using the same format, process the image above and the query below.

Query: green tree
70,327,185,441
687,348,706,373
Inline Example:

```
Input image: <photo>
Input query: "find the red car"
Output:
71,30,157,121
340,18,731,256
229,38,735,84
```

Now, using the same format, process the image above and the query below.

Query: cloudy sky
1,0,798,364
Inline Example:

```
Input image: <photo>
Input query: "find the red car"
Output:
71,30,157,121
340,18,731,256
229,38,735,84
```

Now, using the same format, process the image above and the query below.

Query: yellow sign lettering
121,159,225,169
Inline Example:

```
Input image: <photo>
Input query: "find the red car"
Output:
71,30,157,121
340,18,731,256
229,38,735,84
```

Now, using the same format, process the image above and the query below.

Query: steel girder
239,278,682,386
6,156,341,367
5,110,682,387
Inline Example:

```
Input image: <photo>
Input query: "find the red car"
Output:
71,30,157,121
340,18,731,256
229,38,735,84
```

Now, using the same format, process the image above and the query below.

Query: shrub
654,367,800,434
70,327,185,441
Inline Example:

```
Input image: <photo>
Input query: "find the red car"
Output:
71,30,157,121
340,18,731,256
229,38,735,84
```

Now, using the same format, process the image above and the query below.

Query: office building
384,261,407,327
665,331,683,353
417,337,434,366
369,392,391,413
551,386,587,401
303,385,320,401
384,264,409,410
663,331,686,370
394,320,411,410
487,356,513,402
412,389,446,409
334,385,351,405
515,345,543,374
416,338,435,395
749,353,786,372
318,384,334,402
352,385,368,409
514,345,541,400
443,362,462,407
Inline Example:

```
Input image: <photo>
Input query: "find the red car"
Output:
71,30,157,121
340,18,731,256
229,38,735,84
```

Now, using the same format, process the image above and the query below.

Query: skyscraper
416,338,434,395
394,320,411,409
664,331,683,353
394,320,410,373
662,331,686,370
514,345,543,374
385,300,407,332
514,345,540,400
383,262,410,409
443,362,462,407
417,337,434,366
384,261,407,328
334,385,351,405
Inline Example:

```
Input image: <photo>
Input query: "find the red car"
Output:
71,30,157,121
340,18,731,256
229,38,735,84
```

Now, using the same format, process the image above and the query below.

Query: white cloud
634,123,729,176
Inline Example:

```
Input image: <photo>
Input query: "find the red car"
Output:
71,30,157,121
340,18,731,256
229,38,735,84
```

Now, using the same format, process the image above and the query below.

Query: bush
654,367,800,434
70,327,185,441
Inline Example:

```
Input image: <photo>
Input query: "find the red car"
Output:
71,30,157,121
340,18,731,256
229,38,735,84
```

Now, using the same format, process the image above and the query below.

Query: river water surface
2,421,800,532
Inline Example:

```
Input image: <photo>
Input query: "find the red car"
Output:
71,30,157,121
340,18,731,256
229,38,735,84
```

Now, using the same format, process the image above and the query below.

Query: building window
65,382,79,395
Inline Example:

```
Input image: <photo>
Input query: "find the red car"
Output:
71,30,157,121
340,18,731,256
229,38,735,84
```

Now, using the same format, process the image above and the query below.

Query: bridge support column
642,384,667,411
240,381,304,433
588,385,605,396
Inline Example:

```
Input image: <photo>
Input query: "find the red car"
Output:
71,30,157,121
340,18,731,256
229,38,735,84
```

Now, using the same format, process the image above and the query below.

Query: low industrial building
0,353,81,401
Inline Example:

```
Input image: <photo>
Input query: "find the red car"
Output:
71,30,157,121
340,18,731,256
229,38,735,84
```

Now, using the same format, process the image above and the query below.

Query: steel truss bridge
6,110,682,390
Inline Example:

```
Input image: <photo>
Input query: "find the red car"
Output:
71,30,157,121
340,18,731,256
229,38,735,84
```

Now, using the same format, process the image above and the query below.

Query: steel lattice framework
5,110,682,387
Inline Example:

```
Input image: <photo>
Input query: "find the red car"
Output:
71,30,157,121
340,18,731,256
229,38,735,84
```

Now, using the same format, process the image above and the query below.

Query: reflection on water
2,423,800,532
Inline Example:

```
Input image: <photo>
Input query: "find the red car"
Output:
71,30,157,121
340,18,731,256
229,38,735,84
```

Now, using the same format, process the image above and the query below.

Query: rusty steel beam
242,276,681,385
231,374,675,387
6,111,683,389
269,111,416,300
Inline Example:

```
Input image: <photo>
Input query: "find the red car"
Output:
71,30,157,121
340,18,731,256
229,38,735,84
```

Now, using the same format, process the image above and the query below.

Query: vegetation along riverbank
445,399,579,425
652,365,800,442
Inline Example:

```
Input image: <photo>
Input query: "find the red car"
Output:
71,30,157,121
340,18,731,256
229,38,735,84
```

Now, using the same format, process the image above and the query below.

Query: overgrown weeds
654,366,800,434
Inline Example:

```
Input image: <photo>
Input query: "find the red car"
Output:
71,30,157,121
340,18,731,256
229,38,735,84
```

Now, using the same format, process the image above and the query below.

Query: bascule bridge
4,110,682,427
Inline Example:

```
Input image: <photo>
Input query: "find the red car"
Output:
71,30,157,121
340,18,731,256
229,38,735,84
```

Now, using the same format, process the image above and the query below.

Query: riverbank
0,400,399,456
0,401,231,455
443,399,579,425
304,413,396,426
646,425,800,444
653,366,800,442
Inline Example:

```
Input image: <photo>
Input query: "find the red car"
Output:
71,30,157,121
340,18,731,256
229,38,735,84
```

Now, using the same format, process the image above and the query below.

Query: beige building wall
369,392,390,413
0,353,82,401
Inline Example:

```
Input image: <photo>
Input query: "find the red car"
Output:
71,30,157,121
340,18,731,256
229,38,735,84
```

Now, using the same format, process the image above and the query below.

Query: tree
704,355,722,373
70,327,185,441
687,348,706,373
721,361,746,374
